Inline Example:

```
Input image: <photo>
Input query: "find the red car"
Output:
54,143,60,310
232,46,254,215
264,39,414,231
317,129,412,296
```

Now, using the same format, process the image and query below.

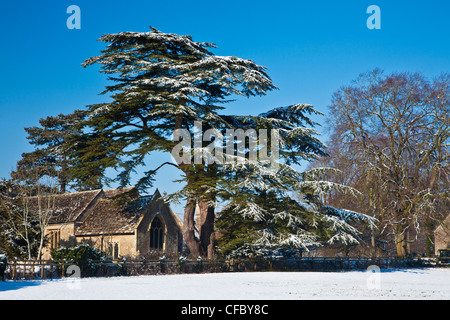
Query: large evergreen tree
12,111,87,193
77,27,376,258
78,27,276,257
213,105,376,258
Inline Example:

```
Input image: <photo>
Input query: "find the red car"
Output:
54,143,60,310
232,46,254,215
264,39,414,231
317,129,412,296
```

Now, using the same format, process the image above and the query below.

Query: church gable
136,190,184,255
41,187,183,258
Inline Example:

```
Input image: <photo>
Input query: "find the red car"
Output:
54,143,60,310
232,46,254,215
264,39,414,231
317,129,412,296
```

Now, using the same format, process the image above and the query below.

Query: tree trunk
182,198,201,257
395,229,410,257
371,232,376,258
60,154,67,194
197,198,215,259
37,237,44,261
396,234,406,257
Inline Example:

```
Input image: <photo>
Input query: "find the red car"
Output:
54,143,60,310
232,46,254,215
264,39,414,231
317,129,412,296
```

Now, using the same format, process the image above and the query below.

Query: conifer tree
79,27,276,257
12,111,87,193
213,105,377,258
78,27,376,258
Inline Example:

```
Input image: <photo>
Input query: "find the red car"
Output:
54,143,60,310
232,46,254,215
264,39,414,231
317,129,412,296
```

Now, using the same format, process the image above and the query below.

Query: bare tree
1,183,36,260
34,177,58,261
323,69,449,256
3,161,58,260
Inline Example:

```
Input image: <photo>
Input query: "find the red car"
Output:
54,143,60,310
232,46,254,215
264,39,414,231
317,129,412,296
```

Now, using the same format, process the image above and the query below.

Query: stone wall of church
136,199,182,257
42,223,77,260
435,217,450,255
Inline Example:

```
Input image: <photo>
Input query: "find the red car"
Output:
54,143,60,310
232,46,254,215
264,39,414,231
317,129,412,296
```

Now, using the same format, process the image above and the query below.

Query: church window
150,215,164,250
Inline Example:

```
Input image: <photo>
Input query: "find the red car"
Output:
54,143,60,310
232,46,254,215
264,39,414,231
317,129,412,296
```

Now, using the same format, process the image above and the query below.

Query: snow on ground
0,268,449,300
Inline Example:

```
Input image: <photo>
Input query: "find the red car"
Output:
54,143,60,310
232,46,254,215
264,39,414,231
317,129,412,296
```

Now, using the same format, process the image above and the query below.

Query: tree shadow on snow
0,280,43,292
376,267,430,274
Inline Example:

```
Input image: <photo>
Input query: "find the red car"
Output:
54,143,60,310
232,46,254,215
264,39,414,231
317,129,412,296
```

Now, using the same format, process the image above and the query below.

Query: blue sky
0,0,449,212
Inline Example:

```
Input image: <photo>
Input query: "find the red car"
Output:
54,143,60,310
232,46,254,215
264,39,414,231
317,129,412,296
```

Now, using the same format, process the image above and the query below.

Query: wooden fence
4,260,62,280
1,256,433,280
2,259,228,280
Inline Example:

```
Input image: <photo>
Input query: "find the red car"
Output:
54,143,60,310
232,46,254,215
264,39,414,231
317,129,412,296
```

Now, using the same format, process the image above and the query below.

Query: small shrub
51,244,104,277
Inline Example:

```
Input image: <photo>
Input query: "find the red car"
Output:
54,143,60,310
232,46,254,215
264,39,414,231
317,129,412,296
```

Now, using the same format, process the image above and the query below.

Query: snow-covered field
0,268,449,300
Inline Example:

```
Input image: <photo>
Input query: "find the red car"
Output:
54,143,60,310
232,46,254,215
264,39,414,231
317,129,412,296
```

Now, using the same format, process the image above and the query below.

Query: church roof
27,189,102,224
76,190,153,236
29,187,169,236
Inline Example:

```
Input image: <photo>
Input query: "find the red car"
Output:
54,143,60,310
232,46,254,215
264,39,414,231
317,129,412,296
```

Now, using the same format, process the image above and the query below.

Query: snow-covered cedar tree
167,102,376,259
76,27,276,258
75,27,376,258
214,105,378,259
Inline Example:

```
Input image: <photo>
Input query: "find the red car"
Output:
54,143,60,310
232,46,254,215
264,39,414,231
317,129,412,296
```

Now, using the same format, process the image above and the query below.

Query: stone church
37,187,183,260
31,186,450,259
435,214,450,255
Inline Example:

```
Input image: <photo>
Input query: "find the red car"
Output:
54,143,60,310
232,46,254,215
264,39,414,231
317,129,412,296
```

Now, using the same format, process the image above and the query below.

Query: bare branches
323,69,449,255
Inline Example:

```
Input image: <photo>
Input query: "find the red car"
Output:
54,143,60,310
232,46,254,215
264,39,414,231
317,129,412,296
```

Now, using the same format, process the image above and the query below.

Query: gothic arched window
150,215,164,250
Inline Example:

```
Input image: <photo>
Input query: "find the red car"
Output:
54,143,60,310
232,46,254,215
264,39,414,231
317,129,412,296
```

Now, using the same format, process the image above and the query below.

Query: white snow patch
0,268,449,300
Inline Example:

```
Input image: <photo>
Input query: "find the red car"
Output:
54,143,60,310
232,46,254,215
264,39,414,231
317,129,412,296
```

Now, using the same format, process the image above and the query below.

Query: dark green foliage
12,110,89,193
216,190,316,259
73,27,281,257
51,244,105,277
77,26,276,193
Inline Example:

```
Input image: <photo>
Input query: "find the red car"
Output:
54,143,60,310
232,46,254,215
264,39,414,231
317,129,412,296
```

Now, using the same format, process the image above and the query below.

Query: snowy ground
0,268,449,300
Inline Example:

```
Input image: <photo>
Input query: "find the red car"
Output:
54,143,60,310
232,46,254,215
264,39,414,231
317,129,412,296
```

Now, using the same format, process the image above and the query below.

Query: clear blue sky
1,1,449,212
